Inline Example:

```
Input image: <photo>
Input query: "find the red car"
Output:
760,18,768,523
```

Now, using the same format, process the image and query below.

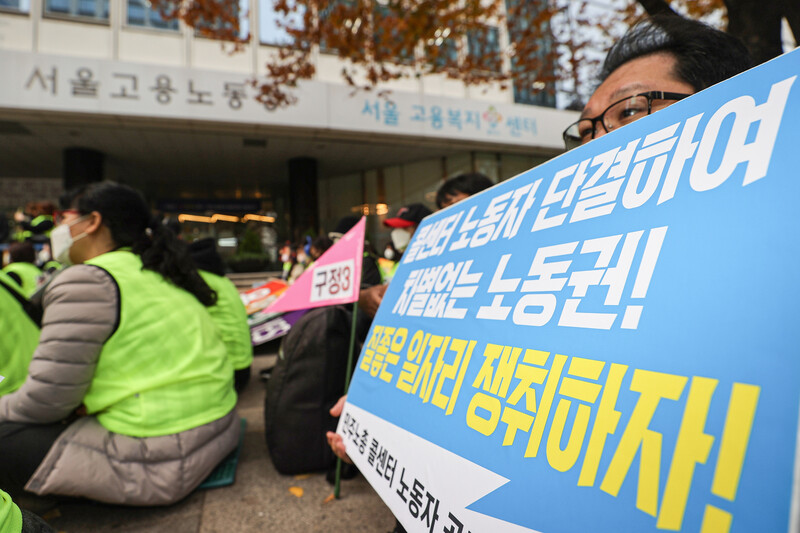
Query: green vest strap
0,271,40,396
3,262,41,297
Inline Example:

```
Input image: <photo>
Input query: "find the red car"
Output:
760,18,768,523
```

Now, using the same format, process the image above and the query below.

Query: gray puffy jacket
0,265,240,505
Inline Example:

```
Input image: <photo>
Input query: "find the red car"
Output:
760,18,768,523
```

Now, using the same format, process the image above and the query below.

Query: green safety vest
199,270,253,371
377,258,399,284
84,250,236,437
0,490,22,533
13,230,30,242
30,214,54,237
3,261,42,297
43,260,62,272
0,271,40,397
13,214,54,242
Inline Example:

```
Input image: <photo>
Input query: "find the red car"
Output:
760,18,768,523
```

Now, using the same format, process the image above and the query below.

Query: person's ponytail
132,218,217,306
62,182,217,307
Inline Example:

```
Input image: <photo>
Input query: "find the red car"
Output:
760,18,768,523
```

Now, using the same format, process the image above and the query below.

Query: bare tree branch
151,0,792,110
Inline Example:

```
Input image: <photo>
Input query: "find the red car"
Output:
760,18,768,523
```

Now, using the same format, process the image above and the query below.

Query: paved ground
39,349,396,533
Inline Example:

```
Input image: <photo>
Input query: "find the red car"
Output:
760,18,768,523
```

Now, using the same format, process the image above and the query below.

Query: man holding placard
330,13,776,533
561,14,752,151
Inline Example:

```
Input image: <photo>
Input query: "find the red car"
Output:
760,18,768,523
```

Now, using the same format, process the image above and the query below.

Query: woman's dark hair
60,182,217,306
436,173,494,208
600,15,753,92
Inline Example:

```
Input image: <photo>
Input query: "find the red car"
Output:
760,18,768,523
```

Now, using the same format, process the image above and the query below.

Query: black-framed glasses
562,91,691,150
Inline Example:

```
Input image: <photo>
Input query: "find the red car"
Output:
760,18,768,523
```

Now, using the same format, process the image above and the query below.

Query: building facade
0,0,577,258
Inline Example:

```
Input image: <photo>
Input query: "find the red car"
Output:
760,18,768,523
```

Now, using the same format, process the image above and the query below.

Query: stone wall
0,178,63,212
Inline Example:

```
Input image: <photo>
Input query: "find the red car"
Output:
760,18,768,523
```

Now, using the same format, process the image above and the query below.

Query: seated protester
3,242,42,298
14,202,55,245
287,241,310,284
0,488,55,533
279,241,293,280
377,243,399,284
0,271,40,397
188,237,253,394
435,172,494,209
0,182,239,505
0,489,22,533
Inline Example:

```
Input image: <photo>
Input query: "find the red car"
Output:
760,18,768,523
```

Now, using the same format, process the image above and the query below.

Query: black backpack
264,304,370,475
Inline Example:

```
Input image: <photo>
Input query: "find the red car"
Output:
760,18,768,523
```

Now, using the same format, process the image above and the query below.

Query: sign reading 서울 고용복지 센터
337,48,800,533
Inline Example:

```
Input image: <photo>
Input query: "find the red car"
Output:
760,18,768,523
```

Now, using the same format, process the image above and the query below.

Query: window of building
373,3,415,65
445,153,472,177
467,25,501,73
505,0,556,107
429,30,459,69
259,0,302,45
127,0,178,30
44,0,109,21
318,0,414,64
194,0,248,41
0,0,30,13
513,78,556,108
474,152,500,182
318,0,351,55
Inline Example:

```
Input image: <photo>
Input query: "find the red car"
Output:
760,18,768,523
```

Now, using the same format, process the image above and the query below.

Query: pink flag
264,217,366,314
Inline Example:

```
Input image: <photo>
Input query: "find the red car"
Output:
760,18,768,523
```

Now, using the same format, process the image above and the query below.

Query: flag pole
335,298,359,499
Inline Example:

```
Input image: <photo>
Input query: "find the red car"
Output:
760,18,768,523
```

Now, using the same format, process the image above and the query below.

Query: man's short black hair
436,173,494,208
600,14,752,92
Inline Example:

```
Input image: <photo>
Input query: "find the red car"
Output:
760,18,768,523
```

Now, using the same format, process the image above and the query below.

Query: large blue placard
339,48,800,533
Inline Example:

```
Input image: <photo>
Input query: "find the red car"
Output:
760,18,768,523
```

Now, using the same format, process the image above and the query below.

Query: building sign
0,49,574,150
339,49,800,532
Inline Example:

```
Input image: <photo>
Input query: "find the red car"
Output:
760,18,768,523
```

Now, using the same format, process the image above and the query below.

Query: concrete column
63,147,104,191
287,157,319,242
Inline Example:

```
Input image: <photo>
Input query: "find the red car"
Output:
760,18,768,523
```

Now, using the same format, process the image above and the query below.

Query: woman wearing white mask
0,182,240,506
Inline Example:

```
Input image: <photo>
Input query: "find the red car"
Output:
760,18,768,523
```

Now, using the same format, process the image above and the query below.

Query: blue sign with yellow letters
338,48,800,533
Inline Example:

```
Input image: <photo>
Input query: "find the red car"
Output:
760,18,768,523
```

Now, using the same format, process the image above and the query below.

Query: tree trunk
636,0,678,17
724,0,784,65
783,0,800,49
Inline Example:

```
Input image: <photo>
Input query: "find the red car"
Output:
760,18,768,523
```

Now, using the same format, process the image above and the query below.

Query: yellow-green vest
13,214,53,241
30,214,54,238
377,257,399,284
199,270,253,371
84,250,236,437
3,261,41,297
0,490,22,533
0,271,40,397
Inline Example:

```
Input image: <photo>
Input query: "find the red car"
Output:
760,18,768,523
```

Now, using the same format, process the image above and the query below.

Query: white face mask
391,228,412,252
50,215,89,266
384,247,395,261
